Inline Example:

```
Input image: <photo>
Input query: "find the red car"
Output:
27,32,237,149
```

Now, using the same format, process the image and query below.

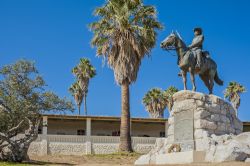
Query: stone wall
92,143,118,154
28,138,155,156
28,140,47,156
168,90,242,151
135,90,246,165
48,142,86,155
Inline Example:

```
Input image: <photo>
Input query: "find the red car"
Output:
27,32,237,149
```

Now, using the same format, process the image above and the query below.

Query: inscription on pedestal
174,110,194,151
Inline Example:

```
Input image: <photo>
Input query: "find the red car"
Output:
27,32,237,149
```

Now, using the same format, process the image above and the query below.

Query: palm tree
224,81,246,116
142,88,166,118
90,0,162,152
72,58,96,115
69,82,83,115
164,86,178,111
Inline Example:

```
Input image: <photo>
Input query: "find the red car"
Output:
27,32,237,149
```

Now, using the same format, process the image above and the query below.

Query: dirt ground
26,154,250,166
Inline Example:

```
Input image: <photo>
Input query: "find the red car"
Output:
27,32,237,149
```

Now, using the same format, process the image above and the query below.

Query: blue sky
0,0,250,121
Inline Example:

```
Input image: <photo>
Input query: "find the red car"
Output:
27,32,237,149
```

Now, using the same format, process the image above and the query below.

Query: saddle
184,50,210,59
178,50,210,67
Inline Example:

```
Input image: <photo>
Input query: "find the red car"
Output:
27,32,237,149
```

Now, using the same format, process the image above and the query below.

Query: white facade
44,114,167,138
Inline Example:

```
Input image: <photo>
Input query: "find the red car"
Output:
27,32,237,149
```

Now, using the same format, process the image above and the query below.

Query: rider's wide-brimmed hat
193,27,202,33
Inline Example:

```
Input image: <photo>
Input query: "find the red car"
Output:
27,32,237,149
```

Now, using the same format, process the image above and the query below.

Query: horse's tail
214,71,223,86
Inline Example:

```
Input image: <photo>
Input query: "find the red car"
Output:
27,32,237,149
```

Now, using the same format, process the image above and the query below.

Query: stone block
205,133,250,162
134,154,151,165
194,110,211,119
220,115,229,123
210,114,221,122
216,122,226,132
194,129,203,139
173,90,205,102
172,99,196,114
195,119,217,130
154,151,206,164
207,104,221,114
245,158,250,162
195,99,205,107
167,125,174,136
207,94,221,104
168,117,174,125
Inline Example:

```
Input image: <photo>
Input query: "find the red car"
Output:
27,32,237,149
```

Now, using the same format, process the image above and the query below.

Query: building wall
243,125,250,132
48,119,86,135
47,118,166,137
132,122,165,137
91,120,120,136
46,118,249,137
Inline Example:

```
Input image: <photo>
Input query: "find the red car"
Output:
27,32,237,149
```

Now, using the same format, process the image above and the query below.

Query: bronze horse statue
160,32,223,94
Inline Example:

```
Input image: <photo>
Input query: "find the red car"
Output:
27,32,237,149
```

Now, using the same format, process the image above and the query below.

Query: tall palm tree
224,81,246,116
90,0,162,152
72,58,96,115
142,88,166,118
69,82,83,115
164,86,178,111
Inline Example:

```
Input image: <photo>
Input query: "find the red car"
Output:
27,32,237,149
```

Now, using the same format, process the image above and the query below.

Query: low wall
28,135,156,156
48,142,86,155
92,143,118,154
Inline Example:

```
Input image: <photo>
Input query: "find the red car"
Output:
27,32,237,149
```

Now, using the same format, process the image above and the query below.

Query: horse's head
160,31,183,50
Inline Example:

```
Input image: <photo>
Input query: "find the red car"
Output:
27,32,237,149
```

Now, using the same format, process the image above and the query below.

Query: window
160,132,165,137
112,131,120,136
77,130,85,135
38,128,42,134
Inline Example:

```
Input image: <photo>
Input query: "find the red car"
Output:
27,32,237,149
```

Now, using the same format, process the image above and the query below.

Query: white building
27,114,250,156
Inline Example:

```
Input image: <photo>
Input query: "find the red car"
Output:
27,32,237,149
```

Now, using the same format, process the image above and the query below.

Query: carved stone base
155,151,206,164
135,90,244,165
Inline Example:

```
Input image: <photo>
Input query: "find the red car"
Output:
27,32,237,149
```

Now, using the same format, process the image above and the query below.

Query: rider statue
178,27,205,76
188,27,204,69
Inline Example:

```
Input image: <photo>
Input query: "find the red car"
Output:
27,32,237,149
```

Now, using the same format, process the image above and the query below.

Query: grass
0,153,141,165
0,162,29,166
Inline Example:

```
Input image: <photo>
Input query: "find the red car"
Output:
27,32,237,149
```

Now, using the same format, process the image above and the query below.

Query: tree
69,82,83,115
142,88,166,118
90,0,162,152
164,86,178,111
71,58,96,115
0,60,73,162
224,81,246,116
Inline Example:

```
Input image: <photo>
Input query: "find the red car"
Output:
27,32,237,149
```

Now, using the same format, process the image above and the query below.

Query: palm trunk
84,95,87,115
78,105,80,115
119,82,133,152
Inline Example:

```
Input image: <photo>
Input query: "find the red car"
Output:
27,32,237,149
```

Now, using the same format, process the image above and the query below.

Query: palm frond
90,0,162,85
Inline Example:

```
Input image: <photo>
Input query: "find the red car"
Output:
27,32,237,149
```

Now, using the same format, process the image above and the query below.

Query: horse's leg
181,70,187,90
209,71,215,94
189,68,196,91
199,73,210,93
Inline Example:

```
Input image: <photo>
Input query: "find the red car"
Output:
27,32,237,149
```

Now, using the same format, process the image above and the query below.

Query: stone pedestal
155,151,206,164
135,90,244,165
168,90,242,152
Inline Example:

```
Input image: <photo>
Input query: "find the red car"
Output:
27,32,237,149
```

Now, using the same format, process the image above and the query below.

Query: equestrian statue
160,28,223,94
